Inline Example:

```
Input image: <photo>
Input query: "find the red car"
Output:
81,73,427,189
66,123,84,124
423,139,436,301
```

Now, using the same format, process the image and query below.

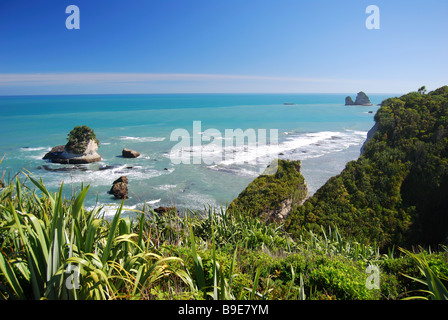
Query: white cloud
0,72,432,94
0,72,351,85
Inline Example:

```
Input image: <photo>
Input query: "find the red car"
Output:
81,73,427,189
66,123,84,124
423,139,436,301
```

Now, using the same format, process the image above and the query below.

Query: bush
65,125,99,154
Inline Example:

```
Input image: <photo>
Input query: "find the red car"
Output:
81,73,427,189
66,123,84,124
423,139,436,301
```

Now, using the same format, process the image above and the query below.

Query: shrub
65,125,99,154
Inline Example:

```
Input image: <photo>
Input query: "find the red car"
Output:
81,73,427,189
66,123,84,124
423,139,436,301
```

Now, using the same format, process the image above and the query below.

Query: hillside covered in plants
286,86,448,250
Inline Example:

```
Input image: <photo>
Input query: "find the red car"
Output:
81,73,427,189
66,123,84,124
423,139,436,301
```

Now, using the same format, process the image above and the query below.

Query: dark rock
43,140,101,164
154,206,176,214
109,176,128,199
112,176,128,185
51,155,101,164
354,92,373,106
122,148,140,158
43,145,65,160
345,96,355,105
345,92,373,106
99,165,116,171
38,165,89,172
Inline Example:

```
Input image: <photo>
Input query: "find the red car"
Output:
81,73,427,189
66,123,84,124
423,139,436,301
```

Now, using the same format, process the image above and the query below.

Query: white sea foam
43,164,165,188
26,155,46,160
20,147,49,151
207,164,259,177
157,184,177,190
119,136,166,142
97,204,138,217
146,199,161,205
199,130,367,176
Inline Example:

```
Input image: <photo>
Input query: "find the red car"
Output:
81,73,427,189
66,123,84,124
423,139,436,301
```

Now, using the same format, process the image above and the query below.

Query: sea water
0,93,394,215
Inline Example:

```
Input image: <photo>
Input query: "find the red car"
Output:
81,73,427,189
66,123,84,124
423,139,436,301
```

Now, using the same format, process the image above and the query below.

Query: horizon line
0,91,404,98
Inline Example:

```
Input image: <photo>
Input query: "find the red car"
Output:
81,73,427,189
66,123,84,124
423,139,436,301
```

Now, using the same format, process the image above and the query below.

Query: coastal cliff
286,86,448,249
360,122,379,154
228,159,308,223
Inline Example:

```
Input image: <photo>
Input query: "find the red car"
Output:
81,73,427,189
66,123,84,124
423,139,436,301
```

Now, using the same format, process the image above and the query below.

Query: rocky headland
228,159,308,223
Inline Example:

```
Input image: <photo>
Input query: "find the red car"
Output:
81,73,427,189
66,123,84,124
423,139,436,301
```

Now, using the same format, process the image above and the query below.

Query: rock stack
345,96,355,106
345,92,373,106
122,148,140,158
109,176,128,199
42,126,101,164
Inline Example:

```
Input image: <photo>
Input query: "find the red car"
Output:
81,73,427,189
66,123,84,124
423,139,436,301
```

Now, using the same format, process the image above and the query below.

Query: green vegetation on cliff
65,125,99,154
285,86,448,249
228,160,308,222
1,174,447,300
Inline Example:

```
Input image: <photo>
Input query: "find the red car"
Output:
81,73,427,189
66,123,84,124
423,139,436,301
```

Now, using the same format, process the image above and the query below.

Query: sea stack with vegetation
42,126,101,164
345,91,373,106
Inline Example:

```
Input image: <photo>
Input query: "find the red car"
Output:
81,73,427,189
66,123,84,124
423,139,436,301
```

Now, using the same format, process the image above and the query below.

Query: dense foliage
228,160,308,222
285,86,448,249
65,125,99,154
1,173,447,300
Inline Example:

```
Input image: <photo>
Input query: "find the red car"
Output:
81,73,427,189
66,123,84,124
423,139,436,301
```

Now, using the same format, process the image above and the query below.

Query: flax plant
0,172,191,300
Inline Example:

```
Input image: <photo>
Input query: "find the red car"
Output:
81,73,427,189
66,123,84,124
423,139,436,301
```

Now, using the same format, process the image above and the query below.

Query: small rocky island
345,91,373,106
109,176,128,199
122,148,140,158
43,126,101,164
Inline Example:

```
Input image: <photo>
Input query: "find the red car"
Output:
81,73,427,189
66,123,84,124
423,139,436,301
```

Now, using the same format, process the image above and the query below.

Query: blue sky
0,0,447,95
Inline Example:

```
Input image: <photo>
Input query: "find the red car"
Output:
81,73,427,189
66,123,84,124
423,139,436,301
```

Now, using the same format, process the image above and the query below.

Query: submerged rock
37,165,89,172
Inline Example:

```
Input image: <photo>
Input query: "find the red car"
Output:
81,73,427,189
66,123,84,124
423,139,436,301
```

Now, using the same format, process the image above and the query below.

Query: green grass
1,170,447,300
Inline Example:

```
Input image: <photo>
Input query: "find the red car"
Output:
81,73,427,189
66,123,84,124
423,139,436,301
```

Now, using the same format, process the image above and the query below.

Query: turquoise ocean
0,93,394,215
